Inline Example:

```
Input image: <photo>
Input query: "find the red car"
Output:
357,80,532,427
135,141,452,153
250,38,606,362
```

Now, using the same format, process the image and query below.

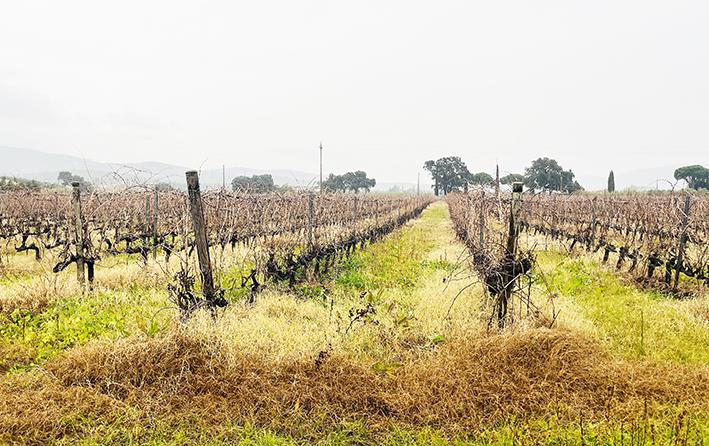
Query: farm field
1,193,708,445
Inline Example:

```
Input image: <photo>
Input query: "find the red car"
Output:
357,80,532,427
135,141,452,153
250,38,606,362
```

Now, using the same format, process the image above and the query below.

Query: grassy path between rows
1,202,708,445
530,249,709,364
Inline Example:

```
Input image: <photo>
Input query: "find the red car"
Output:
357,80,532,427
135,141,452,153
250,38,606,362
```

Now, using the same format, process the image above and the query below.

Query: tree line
423,158,708,195
4,161,706,195
423,156,583,195
230,170,376,194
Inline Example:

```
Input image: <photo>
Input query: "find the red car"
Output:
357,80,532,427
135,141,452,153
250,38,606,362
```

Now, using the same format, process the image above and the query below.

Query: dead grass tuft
0,275,77,315
26,327,707,441
0,343,36,373
0,374,125,445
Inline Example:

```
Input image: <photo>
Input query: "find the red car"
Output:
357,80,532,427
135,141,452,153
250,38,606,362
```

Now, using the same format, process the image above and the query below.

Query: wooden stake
478,190,485,247
71,182,85,287
506,183,523,258
499,182,523,327
673,194,691,292
185,171,215,301
152,187,159,260
307,192,314,250
495,164,501,221
589,197,597,252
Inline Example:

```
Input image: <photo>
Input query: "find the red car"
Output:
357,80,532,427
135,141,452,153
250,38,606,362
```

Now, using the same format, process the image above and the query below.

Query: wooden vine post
306,192,314,250
495,164,501,221
589,197,597,252
185,171,216,301
152,187,159,260
478,190,485,247
506,183,523,260
499,182,523,327
71,182,85,288
673,194,691,292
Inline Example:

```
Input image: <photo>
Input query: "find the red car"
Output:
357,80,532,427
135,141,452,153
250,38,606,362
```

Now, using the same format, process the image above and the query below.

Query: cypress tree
607,170,615,193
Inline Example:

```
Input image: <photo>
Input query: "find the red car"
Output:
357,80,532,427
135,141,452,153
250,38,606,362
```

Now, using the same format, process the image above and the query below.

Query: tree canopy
607,170,615,193
523,158,582,193
58,171,91,192
423,157,472,195
323,171,376,193
674,165,709,190
469,172,494,186
0,176,47,191
500,173,525,185
231,174,276,193
154,182,176,192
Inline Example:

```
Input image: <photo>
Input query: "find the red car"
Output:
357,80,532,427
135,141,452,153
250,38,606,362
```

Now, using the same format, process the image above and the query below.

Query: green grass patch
336,205,444,293
535,251,709,363
0,288,170,368
22,413,709,445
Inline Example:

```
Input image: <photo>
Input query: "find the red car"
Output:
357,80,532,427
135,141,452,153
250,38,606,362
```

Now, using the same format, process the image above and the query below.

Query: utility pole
222,164,226,190
319,142,323,193
416,172,420,196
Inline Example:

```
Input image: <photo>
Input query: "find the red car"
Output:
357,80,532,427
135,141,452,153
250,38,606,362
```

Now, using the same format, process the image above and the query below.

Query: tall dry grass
0,327,698,443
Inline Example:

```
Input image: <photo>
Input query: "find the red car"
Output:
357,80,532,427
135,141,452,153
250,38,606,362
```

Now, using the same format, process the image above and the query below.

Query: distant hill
0,146,693,192
0,146,318,189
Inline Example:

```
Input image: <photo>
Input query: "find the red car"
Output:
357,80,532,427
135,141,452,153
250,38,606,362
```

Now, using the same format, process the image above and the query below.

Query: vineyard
0,176,708,445
0,175,431,314
447,189,709,328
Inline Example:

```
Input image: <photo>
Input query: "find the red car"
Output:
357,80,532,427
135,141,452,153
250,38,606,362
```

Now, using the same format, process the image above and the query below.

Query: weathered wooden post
152,187,159,260
495,164,502,221
71,182,85,288
185,171,215,301
506,183,523,258
673,194,691,292
306,192,314,250
478,190,485,247
143,194,151,261
499,182,523,327
589,197,597,252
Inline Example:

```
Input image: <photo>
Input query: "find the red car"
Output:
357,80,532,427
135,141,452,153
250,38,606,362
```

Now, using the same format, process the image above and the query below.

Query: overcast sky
1,0,707,184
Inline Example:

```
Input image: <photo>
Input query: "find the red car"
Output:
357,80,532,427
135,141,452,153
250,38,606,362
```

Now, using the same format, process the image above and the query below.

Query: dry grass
0,342,36,374
0,327,698,443
0,256,172,316
0,373,127,444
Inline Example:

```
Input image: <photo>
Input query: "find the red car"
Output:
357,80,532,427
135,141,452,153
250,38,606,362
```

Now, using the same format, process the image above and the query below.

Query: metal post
185,171,215,301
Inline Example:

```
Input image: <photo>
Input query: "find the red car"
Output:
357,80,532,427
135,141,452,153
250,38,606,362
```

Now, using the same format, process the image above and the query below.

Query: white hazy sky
1,0,707,183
